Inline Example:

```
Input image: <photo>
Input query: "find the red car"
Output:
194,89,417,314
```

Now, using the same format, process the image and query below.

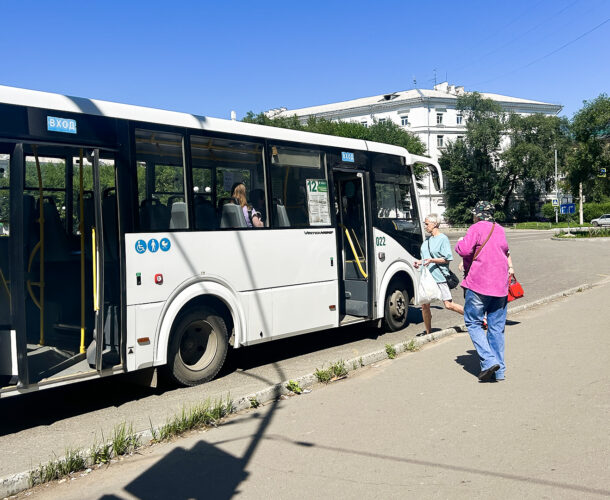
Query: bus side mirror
429,166,442,191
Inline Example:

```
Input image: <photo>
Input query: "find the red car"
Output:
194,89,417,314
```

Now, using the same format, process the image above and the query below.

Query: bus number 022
376,236,386,246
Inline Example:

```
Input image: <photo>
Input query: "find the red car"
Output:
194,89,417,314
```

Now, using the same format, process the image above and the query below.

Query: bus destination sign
47,116,77,134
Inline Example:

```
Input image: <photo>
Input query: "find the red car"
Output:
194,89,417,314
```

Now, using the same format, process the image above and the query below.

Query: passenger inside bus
230,182,263,228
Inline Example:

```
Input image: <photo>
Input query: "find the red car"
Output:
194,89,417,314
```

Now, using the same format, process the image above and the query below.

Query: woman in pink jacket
455,201,514,382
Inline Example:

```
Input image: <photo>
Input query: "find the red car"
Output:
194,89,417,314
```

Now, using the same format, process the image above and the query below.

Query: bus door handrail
341,225,367,279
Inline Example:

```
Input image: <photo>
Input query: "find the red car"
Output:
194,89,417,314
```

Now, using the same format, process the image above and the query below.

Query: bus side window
135,129,185,232
189,135,266,229
269,145,329,228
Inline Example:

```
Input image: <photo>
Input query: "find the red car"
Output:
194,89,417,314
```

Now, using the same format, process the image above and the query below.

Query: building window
457,135,464,141
437,135,444,148
436,113,443,125
401,115,409,126
457,114,463,125
378,118,386,123
360,120,368,128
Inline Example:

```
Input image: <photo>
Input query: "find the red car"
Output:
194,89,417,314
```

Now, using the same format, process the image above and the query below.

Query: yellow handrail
79,149,86,354
344,228,367,279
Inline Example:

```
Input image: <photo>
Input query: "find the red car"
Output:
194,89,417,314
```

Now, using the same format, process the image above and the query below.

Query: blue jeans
464,289,508,379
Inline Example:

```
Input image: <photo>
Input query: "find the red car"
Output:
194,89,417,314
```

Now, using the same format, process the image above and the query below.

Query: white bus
0,85,442,396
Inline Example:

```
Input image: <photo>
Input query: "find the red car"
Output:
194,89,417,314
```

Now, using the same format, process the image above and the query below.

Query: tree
440,93,505,223
243,112,426,156
500,113,570,219
565,94,610,202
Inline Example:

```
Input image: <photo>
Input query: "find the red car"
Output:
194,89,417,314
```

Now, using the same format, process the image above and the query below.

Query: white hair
425,213,440,226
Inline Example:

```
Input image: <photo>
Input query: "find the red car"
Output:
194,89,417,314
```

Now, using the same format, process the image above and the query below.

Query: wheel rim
389,289,406,321
179,319,218,371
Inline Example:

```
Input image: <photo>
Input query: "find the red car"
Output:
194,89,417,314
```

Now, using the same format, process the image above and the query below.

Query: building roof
268,82,562,118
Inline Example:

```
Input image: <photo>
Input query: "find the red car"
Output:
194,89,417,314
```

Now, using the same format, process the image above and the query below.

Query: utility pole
555,148,558,224
579,182,584,225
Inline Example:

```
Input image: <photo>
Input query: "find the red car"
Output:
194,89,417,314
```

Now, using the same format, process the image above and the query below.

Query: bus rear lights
137,337,150,345
329,305,336,311
154,274,163,285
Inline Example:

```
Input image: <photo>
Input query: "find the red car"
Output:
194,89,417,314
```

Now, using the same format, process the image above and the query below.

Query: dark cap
471,200,495,221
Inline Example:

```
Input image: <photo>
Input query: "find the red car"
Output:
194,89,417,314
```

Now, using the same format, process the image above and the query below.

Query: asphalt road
18,262,610,499
1,229,609,482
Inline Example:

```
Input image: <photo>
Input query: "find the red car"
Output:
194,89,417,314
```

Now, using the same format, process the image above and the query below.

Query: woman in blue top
414,213,464,336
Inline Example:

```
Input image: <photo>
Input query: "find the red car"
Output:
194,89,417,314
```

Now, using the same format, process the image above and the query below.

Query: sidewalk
20,282,610,499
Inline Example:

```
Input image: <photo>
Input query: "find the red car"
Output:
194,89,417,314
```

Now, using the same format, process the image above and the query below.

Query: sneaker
478,364,500,382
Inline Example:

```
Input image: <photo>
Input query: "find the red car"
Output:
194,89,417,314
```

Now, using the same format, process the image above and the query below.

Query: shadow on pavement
455,349,480,377
1,305,425,435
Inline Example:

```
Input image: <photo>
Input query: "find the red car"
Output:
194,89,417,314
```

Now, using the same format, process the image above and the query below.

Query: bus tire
167,306,229,386
383,279,409,332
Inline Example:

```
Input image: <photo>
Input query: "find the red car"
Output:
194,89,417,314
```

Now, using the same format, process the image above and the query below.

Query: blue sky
1,0,608,120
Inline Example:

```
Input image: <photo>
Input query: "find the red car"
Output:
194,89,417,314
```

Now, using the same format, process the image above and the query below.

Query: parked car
590,214,610,227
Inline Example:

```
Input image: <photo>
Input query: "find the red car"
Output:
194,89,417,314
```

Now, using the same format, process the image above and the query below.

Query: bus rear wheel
384,280,409,332
167,306,229,386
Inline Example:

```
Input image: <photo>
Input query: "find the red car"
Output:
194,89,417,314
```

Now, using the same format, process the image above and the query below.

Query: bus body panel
373,229,420,319
124,229,339,366
125,229,337,305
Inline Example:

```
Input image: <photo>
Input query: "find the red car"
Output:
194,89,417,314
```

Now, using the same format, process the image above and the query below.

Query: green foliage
30,449,87,486
385,344,397,359
111,423,140,457
500,113,570,219
565,94,610,201
286,380,303,394
314,367,332,384
441,94,506,224
557,228,610,238
331,360,348,378
404,339,420,352
541,201,610,222
243,112,426,159
156,398,232,442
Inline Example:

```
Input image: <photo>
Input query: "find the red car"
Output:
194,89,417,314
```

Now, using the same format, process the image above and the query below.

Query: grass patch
404,339,420,352
285,380,303,394
315,367,332,384
385,344,397,359
331,360,348,378
514,222,591,230
111,423,141,457
249,396,260,408
556,228,610,238
315,360,348,384
155,397,233,442
30,449,86,487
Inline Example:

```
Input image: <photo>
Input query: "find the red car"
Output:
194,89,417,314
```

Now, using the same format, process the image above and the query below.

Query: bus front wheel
167,306,229,386
384,280,409,332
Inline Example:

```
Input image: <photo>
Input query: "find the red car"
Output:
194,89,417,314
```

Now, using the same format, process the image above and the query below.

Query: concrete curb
551,236,610,242
0,281,597,498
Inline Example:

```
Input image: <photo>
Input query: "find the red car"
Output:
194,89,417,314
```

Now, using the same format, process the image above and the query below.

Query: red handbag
508,276,524,302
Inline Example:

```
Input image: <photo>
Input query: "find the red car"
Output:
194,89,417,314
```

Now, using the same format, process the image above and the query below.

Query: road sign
560,203,575,214
561,195,573,205
551,199,559,207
